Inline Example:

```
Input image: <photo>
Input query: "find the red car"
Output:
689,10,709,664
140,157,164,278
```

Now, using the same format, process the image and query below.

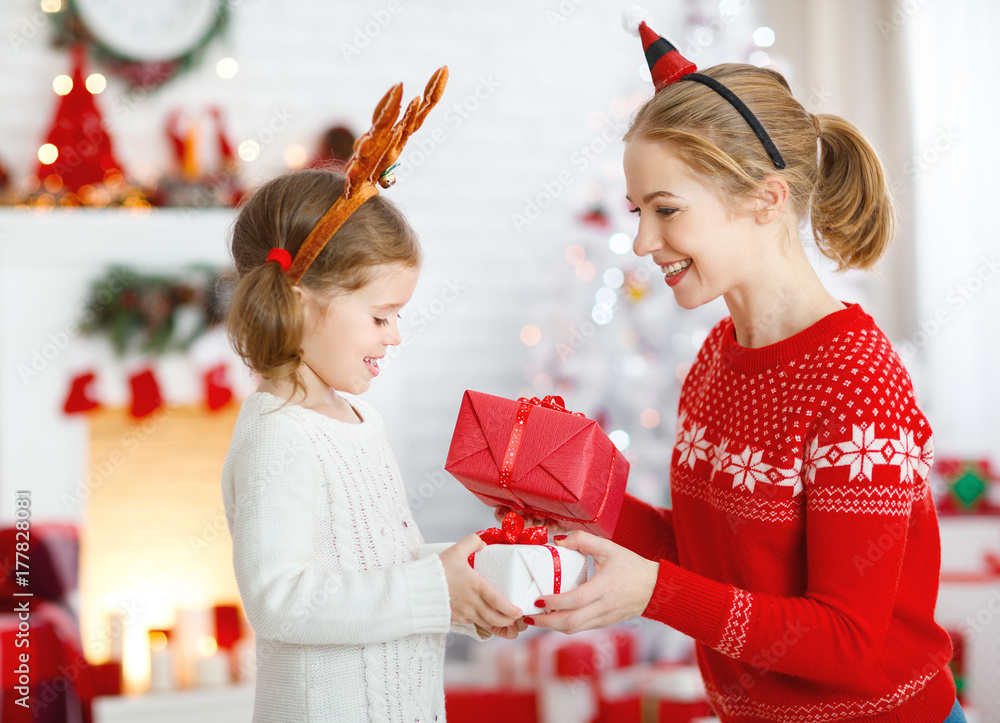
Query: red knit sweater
613,304,956,722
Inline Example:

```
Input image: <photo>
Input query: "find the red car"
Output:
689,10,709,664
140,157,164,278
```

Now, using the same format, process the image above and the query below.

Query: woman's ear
755,174,790,224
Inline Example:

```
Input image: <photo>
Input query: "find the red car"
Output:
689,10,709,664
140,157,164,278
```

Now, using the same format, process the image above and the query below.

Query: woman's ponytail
811,114,895,270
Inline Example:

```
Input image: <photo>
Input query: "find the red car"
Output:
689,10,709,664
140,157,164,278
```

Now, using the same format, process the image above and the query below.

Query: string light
216,57,239,79
85,73,107,94
53,74,73,95
238,140,260,162
37,144,58,165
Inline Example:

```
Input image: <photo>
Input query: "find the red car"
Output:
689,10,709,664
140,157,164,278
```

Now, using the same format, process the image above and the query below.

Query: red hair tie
266,248,292,271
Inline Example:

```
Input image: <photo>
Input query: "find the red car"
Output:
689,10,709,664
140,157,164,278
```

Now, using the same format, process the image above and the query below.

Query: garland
81,266,232,356
51,1,230,89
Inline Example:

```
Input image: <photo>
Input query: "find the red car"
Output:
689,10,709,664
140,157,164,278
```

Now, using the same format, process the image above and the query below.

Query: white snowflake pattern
834,423,886,481
675,420,713,470
888,428,921,485
725,445,769,493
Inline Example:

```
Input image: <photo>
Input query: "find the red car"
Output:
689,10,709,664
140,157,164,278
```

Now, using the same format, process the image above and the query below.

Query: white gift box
471,544,589,615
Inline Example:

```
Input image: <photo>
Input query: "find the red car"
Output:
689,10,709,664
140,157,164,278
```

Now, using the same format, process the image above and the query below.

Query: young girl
221,168,522,722
526,17,964,723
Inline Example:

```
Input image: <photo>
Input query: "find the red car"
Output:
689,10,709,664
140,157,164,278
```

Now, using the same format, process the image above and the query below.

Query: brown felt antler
286,66,449,285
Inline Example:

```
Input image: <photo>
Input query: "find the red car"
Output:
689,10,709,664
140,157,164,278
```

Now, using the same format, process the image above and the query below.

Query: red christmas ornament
129,368,163,419
203,363,233,411
36,44,126,194
62,372,101,414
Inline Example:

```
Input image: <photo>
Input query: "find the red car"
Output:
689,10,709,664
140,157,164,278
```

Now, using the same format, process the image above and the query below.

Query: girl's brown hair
225,169,421,398
625,63,894,270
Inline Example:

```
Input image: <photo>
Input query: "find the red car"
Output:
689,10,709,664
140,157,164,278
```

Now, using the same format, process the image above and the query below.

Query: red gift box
446,392,629,536
446,688,538,723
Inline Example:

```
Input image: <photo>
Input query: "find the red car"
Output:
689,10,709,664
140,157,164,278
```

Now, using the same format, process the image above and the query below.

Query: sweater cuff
406,554,452,634
642,560,732,648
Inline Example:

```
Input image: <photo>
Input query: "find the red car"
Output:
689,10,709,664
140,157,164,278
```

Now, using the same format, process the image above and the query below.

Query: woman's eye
628,206,640,215
656,207,677,217
374,317,388,326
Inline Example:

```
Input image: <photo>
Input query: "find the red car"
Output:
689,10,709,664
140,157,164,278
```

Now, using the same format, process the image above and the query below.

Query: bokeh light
520,324,542,346
53,74,72,95
565,244,586,265
609,430,631,451
217,57,239,79
85,73,107,94
609,233,632,255
640,408,661,428
37,144,58,165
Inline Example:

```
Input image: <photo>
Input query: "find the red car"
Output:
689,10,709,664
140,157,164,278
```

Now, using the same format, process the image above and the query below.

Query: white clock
72,0,225,63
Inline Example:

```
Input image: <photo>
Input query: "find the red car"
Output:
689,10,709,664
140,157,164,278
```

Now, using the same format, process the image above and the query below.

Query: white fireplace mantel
0,207,238,522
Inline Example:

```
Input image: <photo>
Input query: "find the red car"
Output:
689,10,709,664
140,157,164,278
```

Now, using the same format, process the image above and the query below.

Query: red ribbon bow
468,513,562,597
477,512,549,545
517,395,585,417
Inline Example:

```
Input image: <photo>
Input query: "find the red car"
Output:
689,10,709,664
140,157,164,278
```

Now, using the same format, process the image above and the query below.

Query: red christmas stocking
62,372,101,414
204,363,233,411
129,368,163,418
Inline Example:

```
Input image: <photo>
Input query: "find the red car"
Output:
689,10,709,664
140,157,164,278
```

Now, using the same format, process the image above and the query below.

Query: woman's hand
439,533,522,630
525,531,659,634
494,506,573,537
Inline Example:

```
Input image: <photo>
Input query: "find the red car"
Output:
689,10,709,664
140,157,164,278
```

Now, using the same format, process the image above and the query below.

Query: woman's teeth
662,259,692,277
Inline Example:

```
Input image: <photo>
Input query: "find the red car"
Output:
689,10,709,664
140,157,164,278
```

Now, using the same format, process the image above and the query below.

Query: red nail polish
534,598,545,608
554,534,568,541
523,617,534,625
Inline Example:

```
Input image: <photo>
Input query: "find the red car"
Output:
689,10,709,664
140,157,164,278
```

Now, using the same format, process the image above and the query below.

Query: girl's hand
494,506,573,537
486,617,530,640
440,534,522,629
526,531,659,634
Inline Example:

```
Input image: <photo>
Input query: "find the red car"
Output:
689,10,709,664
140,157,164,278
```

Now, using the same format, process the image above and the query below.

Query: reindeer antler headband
622,9,786,170
280,66,449,285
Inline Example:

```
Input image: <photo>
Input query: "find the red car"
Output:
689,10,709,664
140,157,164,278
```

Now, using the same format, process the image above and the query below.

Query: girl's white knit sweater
222,391,457,722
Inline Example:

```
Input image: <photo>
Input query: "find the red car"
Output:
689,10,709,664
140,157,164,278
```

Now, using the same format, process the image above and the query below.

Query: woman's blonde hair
225,169,421,398
625,63,894,270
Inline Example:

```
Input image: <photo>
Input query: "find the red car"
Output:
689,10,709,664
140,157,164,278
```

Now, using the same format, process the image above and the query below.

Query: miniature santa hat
622,6,786,169
622,5,695,90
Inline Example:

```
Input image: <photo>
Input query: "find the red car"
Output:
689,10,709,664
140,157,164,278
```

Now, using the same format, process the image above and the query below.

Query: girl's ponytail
225,254,305,399
811,114,895,270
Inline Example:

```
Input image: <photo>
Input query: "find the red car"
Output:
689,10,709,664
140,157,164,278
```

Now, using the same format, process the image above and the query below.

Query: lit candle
194,636,231,687
148,630,177,692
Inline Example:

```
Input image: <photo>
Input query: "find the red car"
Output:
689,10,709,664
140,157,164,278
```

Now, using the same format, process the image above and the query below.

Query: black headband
679,73,786,170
